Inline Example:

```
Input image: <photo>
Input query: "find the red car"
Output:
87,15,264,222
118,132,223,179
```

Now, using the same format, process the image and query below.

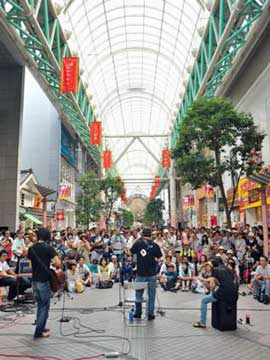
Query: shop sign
55,210,64,222
59,184,72,200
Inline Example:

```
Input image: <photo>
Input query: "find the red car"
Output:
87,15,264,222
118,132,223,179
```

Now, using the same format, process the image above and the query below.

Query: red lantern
162,149,171,168
90,121,102,146
103,150,112,169
60,57,79,94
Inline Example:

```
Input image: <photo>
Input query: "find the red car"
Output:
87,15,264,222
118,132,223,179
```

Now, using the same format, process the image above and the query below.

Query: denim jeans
200,293,217,325
135,275,157,317
33,281,51,337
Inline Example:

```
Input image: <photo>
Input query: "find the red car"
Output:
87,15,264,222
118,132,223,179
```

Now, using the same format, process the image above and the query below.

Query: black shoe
133,313,141,319
148,315,155,321
263,296,269,305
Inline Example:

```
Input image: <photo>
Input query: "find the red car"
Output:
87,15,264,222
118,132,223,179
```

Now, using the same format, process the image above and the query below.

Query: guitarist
28,228,61,339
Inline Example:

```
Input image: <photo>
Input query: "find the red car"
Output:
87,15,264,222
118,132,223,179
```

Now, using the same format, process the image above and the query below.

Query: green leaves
76,172,103,227
173,96,265,227
143,199,164,227
119,208,134,228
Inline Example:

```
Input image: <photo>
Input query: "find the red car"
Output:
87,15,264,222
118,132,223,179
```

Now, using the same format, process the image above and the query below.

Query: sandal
193,322,206,328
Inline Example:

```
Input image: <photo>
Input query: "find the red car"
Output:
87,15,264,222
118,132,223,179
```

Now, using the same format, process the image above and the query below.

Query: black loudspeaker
211,300,237,331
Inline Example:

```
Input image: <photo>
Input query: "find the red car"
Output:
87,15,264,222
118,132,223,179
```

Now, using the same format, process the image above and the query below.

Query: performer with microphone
130,228,162,320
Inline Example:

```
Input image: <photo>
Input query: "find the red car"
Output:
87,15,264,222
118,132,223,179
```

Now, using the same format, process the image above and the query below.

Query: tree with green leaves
76,171,103,228
143,198,164,227
100,176,123,228
119,208,135,228
173,96,265,228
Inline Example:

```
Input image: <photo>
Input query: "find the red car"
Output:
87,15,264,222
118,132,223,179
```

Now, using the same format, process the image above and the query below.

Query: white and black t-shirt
130,239,162,276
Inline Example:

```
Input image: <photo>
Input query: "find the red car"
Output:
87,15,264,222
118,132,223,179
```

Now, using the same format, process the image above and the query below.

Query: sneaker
133,313,141,319
43,328,50,333
148,315,155,321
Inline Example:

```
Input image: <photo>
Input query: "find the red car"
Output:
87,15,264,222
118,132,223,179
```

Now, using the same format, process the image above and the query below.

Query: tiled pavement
0,285,270,360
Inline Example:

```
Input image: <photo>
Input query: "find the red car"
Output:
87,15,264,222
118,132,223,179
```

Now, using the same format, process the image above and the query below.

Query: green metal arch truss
0,0,101,166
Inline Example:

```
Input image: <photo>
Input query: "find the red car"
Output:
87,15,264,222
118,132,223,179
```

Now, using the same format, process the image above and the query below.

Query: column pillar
261,185,269,257
169,163,177,228
0,66,24,231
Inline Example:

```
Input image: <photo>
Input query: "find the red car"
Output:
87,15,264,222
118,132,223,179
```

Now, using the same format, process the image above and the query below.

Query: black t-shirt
212,265,238,303
130,239,162,277
28,242,57,282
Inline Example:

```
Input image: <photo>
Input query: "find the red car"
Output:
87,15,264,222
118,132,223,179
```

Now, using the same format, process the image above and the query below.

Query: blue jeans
135,275,157,317
33,281,51,337
200,293,217,325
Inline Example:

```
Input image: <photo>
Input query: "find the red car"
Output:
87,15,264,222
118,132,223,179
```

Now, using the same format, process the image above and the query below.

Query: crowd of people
0,224,270,305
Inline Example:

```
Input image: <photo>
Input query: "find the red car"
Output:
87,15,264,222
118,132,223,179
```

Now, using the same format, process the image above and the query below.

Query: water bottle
128,306,134,321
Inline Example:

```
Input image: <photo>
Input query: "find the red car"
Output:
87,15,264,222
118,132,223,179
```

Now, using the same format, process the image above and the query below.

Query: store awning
24,213,43,225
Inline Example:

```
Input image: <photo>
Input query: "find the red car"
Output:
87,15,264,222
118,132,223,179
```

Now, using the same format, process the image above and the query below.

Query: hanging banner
60,57,79,94
90,121,102,146
103,150,112,169
155,176,161,188
59,184,72,200
162,150,171,168
205,184,215,199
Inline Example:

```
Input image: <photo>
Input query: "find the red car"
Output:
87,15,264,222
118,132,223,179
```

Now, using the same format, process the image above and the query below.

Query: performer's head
142,228,152,240
37,227,51,243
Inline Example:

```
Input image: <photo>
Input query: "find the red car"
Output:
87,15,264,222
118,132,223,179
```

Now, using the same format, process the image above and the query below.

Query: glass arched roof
58,0,210,195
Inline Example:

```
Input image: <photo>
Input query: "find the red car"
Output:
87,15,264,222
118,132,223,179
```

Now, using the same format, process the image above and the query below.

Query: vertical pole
169,161,177,228
261,185,269,257
43,197,48,227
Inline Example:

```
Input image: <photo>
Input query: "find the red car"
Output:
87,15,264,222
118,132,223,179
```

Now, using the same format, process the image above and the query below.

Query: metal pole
261,185,269,257
169,161,177,228
42,197,47,227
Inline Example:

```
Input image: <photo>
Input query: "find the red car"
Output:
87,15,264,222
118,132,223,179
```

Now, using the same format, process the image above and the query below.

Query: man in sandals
193,257,238,328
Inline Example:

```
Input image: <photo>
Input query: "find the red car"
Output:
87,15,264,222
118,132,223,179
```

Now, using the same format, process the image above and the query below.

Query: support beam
114,137,137,165
136,137,160,164
104,134,169,139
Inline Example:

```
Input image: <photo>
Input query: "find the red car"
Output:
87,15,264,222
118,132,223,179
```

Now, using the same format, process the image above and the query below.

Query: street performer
28,228,61,339
130,228,162,320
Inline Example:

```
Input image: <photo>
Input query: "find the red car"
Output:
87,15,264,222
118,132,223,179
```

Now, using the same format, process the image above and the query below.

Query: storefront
19,170,55,229
238,177,270,225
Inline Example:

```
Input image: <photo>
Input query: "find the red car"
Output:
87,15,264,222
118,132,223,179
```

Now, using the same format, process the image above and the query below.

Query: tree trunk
215,149,232,229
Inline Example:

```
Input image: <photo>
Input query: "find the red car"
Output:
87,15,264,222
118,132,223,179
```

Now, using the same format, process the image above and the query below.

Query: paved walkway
0,285,270,360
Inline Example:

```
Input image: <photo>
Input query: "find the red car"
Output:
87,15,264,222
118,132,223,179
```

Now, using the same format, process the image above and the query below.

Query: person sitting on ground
0,249,31,301
160,264,179,292
77,234,91,265
77,256,92,287
121,256,133,284
159,255,175,278
97,257,113,288
251,256,270,304
87,259,99,284
67,261,84,293
179,256,193,291
216,246,226,264
193,257,238,328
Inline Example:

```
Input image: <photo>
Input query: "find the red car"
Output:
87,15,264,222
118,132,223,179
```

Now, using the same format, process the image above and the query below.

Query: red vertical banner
155,176,161,188
90,121,102,146
60,57,79,94
103,150,112,169
162,150,171,168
